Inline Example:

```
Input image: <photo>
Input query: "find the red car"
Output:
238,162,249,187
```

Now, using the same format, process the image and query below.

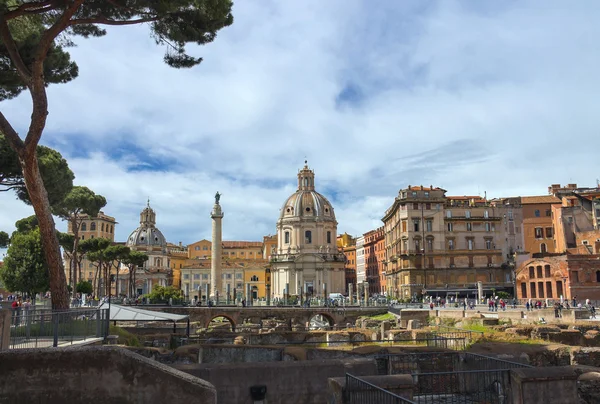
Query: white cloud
2,0,600,253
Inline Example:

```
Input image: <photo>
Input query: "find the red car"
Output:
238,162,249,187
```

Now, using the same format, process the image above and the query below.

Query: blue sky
2,0,600,256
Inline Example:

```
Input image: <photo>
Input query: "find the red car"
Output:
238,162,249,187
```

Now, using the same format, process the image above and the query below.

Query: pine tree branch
3,1,56,20
0,110,25,152
0,15,32,84
69,16,160,26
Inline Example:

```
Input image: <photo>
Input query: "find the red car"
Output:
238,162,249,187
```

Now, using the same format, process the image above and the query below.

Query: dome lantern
297,160,315,191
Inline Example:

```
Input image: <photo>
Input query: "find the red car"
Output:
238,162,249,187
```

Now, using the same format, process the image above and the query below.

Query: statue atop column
215,191,221,205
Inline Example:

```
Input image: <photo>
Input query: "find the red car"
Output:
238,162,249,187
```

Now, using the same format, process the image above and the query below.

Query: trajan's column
210,192,224,300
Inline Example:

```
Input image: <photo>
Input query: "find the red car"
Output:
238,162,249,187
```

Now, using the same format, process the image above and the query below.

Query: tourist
242,299,246,308
554,302,560,318
590,306,597,319
526,301,530,311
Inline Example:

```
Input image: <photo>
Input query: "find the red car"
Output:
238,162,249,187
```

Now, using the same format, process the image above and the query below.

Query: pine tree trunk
20,149,69,309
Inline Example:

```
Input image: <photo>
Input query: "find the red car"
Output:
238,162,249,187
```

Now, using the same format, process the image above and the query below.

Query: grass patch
367,313,395,321
109,325,141,347
463,324,490,333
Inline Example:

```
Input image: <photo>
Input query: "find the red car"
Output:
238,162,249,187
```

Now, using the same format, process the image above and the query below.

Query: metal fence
345,373,417,404
375,352,532,404
9,308,109,349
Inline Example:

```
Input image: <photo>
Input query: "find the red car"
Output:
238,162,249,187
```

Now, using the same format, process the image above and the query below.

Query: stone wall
174,358,377,404
0,346,216,404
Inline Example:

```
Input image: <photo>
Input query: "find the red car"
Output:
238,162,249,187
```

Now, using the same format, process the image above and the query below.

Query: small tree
0,227,49,299
122,250,149,298
81,237,111,296
75,280,92,295
0,230,9,248
54,186,106,290
146,285,183,304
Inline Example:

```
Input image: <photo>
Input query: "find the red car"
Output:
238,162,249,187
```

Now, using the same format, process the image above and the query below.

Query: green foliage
80,237,112,258
0,230,8,248
0,0,234,99
146,285,184,303
122,250,149,268
496,291,511,299
76,280,93,294
0,227,49,296
13,215,38,234
109,325,141,347
368,312,395,321
57,231,75,252
0,135,75,207
53,186,106,220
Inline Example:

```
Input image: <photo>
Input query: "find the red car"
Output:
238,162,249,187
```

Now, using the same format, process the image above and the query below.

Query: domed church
270,162,346,298
120,201,172,296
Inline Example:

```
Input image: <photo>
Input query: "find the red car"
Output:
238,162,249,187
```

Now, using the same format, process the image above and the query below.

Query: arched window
251,275,259,282
305,230,312,244
110,225,113,233
540,243,547,253
90,222,96,231
327,231,331,244
81,223,87,231
101,223,105,231
535,209,541,217
285,231,290,244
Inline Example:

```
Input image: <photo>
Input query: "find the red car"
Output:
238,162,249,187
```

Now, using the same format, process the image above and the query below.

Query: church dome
279,162,336,222
126,202,167,248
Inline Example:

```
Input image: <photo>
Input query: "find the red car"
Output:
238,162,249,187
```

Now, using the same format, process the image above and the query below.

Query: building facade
270,163,345,298
120,202,172,296
188,239,264,260
355,236,365,284
382,186,519,300
364,227,384,295
521,195,561,254
337,233,356,295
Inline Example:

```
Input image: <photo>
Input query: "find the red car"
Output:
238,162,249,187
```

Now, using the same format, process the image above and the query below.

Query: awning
98,303,189,322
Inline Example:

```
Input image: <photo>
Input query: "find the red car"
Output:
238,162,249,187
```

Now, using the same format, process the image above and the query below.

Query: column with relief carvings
210,198,224,301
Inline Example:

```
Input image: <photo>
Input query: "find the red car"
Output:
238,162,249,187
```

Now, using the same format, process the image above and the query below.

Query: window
446,210,452,218
596,271,600,282
448,239,454,250
546,281,553,298
467,239,474,250
530,282,537,298
536,266,543,278
193,274,200,280
466,223,472,231
414,239,421,252
485,240,492,250
413,203,419,210
90,222,96,231
236,273,243,279
226,273,232,279
412,191,417,197
327,231,331,244
508,210,513,220
540,243,547,253
424,191,430,198
521,283,527,298
426,220,433,232
401,221,407,232
529,266,535,278
425,203,431,210
484,210,489,218
195,246,200,251
535,228,543,239
285,231,290,244
203,246,208,250
413,219,420,232
183,274,190,280
447,223,454,232
534,209,540,217
110,225,113,233
240,252,245,255
81,223,87,231
101,223,104,232
305,230,312,244
251,275,259,282
426,238,433,252
545,265,551,278
545,209,551,217
465,210,471,218
545,227,553,238
572,272,579,283
202,274,208,280
485,223,491,232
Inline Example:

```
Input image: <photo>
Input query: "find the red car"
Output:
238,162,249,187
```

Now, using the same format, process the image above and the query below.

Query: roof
446,196,484,200
521,195,561,204
222,241,263,248
98,303,188,322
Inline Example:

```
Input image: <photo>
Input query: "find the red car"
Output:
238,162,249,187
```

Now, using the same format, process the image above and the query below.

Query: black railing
345,373,416,404
376,352,532,404
9,308,109,349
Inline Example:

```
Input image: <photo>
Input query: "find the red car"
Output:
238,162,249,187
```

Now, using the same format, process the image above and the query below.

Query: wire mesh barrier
345,373,417,404
9,308,109,349
375,352,533,404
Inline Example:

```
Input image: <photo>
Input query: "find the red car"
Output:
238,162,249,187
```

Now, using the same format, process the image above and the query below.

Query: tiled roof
446,196,484,200
521,195,561,204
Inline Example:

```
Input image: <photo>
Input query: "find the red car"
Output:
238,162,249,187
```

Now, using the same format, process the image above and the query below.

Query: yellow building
188,239,264,260
167,242,188,289
180,258,269,302
262,235,277,259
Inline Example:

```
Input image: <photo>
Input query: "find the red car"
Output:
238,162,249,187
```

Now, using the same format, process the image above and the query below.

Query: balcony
444,216,502,221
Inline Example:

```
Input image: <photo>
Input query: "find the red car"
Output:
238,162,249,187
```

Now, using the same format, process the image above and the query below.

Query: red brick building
364,227,384,295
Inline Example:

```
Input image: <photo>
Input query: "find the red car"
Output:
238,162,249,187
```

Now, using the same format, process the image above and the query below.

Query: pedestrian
526,301,530,311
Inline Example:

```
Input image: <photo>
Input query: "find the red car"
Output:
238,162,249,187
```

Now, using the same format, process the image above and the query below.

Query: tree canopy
0,226,49,297
0,230,9,247
0,135,74,207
